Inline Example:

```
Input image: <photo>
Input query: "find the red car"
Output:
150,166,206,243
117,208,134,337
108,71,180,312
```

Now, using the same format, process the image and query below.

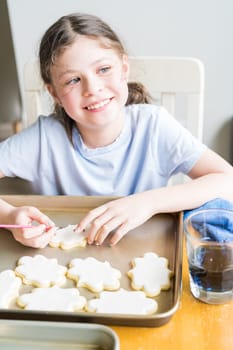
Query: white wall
7,0,233,161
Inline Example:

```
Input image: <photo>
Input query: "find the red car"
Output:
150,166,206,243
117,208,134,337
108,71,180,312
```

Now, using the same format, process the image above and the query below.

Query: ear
121,54,130,81
46,84,62,105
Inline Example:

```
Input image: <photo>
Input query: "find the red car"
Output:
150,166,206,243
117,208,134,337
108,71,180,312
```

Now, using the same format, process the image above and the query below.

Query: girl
0,13,233,248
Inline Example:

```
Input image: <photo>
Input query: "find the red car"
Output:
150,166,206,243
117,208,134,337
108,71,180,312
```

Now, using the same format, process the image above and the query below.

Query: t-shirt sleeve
0,117,47,181
152,106,207,177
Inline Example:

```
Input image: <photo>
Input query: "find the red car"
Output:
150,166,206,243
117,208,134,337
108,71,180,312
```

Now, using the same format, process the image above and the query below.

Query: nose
82,75,103,97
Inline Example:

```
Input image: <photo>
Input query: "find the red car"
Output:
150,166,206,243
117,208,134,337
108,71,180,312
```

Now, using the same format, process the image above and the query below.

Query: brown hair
39,13,151,140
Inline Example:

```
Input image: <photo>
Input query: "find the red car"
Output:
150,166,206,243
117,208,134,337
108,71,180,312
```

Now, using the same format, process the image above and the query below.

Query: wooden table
112,249,233,350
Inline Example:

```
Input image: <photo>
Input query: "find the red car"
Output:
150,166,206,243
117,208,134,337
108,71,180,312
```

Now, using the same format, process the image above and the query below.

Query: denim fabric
184,198,233,242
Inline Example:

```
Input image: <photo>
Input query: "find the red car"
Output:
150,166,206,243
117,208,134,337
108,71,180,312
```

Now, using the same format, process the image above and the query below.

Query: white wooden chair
24,57,205,183
129,56,204,141
129,56,205,184
23,60,53,126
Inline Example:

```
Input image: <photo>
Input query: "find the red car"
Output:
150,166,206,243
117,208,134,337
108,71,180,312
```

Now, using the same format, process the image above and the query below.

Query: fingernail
47,221,55,227
45,223,55,232
74,225,85,233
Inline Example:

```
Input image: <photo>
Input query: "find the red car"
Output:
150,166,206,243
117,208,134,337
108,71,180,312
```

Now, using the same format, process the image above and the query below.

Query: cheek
60,94,72,105
117,78,129,104
110,78,128,106
59,94,79,116
110,64,128,92
111,74,128,96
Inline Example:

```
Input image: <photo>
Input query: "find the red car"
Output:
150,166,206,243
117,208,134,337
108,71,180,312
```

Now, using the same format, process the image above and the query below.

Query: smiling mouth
85,98,112,110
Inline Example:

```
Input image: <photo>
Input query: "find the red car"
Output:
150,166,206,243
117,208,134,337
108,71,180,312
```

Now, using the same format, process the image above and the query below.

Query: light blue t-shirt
0,104,206,195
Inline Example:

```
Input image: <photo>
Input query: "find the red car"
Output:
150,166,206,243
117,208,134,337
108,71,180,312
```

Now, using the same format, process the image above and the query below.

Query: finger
17,227,55,248
109,222,130,245
86,211,115,244
14,224,56,240
26,207,55,227
11,226,44,241
94,217,123,245
32,228,55,248
76,205,107,232
19,224,48,239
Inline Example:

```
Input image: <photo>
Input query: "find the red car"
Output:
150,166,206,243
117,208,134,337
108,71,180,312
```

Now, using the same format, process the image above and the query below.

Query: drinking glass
184,208,233,304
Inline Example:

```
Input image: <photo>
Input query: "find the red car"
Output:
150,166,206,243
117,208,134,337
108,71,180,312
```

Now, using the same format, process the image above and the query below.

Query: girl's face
47,36,129,141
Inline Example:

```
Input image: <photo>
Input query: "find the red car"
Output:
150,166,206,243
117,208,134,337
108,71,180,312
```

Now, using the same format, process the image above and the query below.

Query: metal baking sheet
0,195,182,327
0,320,119,349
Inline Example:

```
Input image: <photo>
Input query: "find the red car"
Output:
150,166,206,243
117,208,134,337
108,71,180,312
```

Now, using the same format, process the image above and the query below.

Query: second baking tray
0,320,119,349
0,195,182,327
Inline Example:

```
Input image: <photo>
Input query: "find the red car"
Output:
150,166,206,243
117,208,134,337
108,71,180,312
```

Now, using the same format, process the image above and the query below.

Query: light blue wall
7,0,233,161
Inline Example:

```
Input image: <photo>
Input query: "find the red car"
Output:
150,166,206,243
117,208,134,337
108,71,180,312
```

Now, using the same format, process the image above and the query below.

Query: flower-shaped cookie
49,225,87,250
17,286,86,312
15,254,67,288
86,288,158,315
127,252,173,296
67,257,121,292
0,270,22,308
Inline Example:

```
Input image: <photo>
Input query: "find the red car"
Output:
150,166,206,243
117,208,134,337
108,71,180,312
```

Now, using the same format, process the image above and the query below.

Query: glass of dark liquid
184,208,233,304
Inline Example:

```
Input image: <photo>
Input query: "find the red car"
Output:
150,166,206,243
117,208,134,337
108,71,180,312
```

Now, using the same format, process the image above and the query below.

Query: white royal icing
67,257,121,292
49,225,87,250
0,270,22,308
15,254,67,288
17,286,86,311
86,288,158,315
127,252,173,296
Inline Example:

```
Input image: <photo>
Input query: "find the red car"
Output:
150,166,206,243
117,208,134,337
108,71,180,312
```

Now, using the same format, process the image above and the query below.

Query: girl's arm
76,148,233,245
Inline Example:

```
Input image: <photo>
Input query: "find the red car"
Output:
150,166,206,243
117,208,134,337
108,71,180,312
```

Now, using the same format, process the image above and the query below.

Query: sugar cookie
15,254,67,288
127,252,173,296
86,288,158,315
67,257,121,292
0,270,22,308
49,225,87,250
17,286,86,312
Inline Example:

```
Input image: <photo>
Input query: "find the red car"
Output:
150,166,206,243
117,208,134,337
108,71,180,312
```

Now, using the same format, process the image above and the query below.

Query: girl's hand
76,193,155,246
6,206,56,248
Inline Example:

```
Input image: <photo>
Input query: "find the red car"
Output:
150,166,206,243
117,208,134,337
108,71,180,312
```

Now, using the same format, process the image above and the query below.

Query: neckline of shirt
72,111,130,156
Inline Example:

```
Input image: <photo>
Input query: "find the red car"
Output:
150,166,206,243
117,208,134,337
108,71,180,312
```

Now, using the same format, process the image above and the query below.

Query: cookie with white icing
15,254,67,288
0,270,22,308
127,252,173,297
67,257,121,292
17,286,86,312
49,225,87,250
86,288,158,315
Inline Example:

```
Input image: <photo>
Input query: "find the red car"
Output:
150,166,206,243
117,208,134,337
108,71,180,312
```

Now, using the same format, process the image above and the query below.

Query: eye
67,77,81,85
98,66,111,74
